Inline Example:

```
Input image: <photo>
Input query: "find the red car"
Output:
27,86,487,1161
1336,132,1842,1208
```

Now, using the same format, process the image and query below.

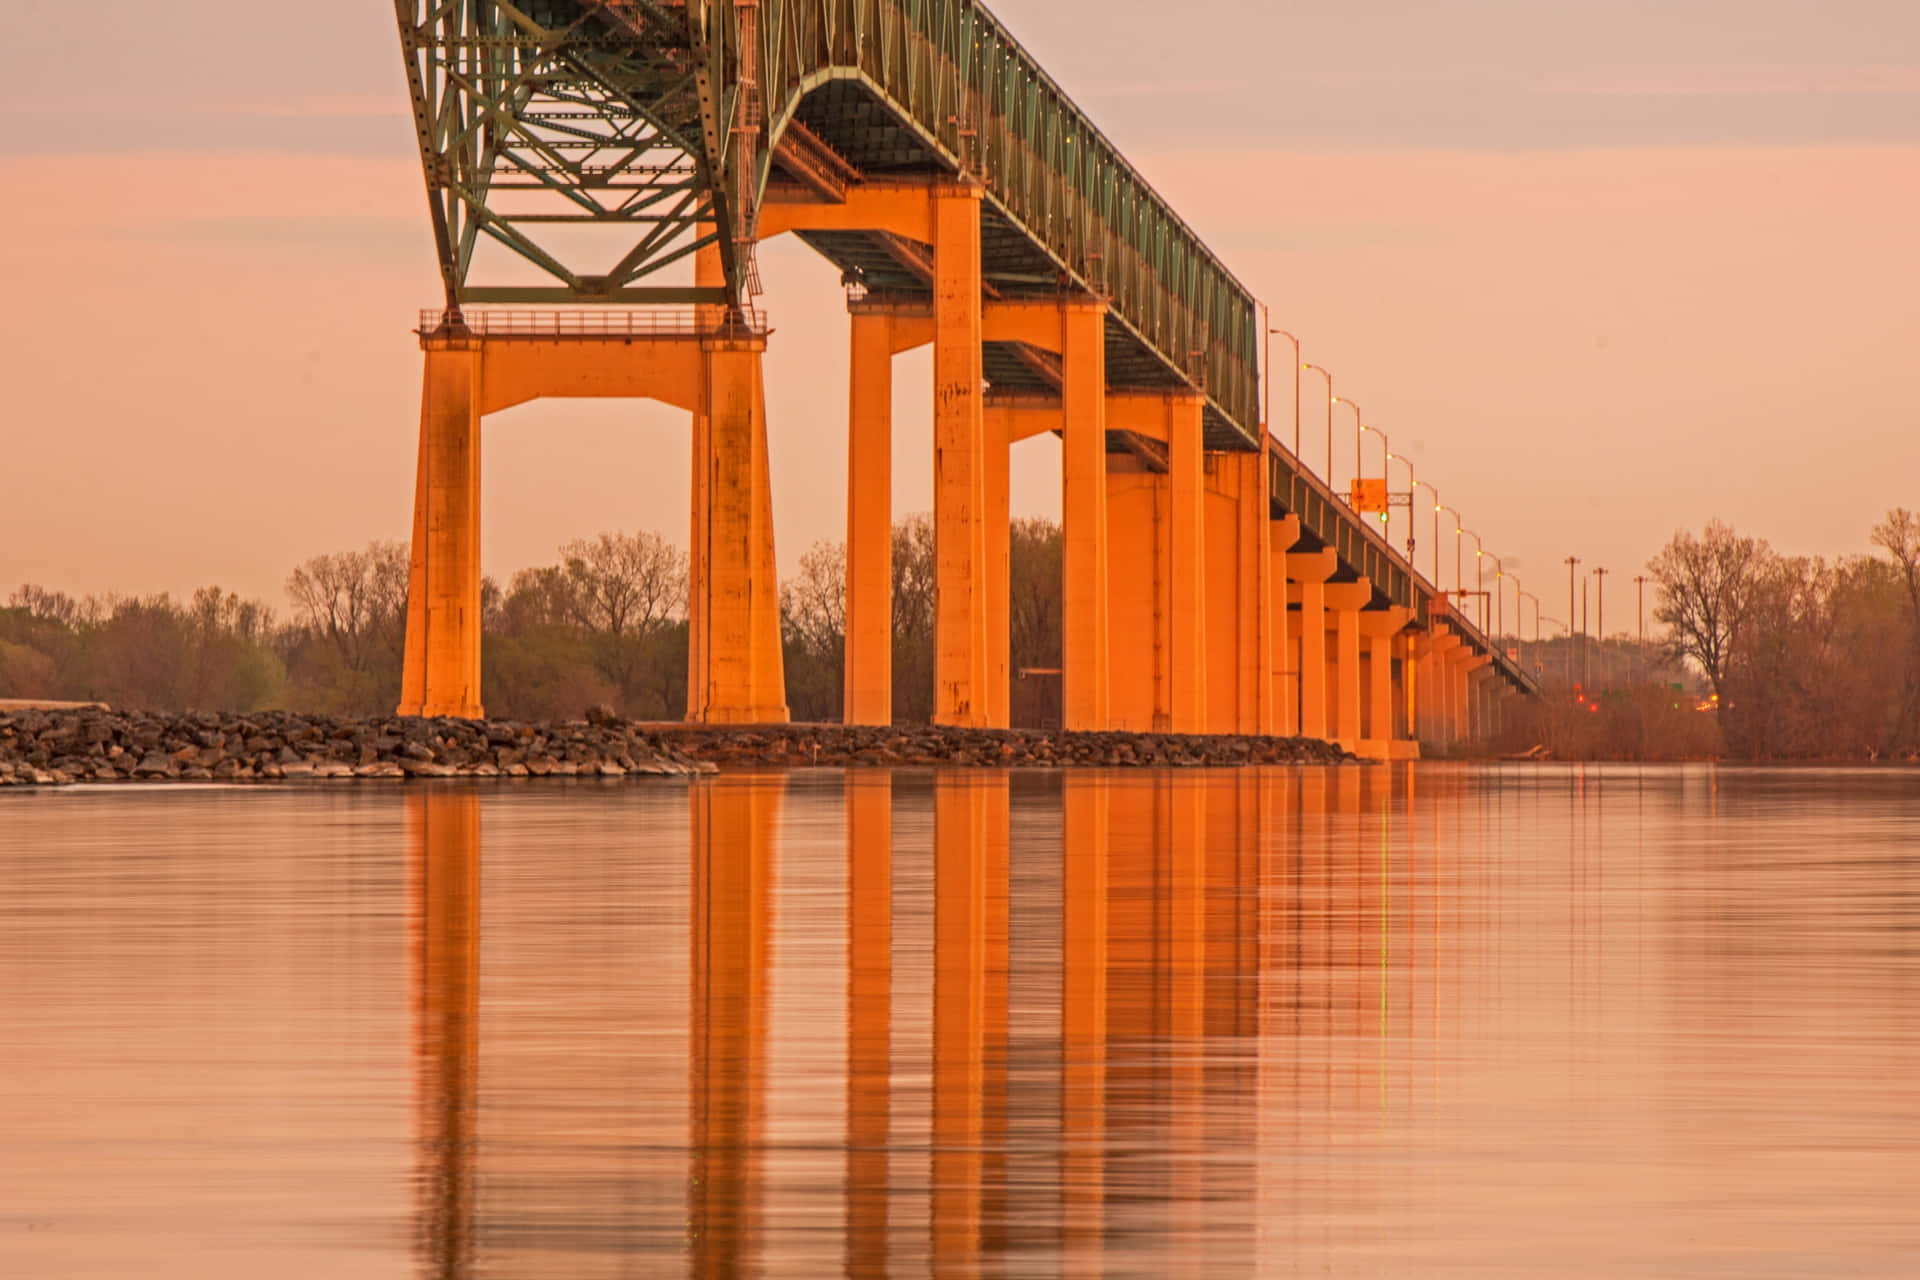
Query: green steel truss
394,0,1260,438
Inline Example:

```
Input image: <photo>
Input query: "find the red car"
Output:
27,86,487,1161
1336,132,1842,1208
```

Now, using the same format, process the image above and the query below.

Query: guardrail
415,309,769,339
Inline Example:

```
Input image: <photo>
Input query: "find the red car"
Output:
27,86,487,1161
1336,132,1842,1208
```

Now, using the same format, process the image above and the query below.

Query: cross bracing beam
394,0,1263,442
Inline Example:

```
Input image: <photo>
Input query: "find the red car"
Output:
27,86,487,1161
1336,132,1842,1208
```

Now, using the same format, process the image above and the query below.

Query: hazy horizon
3,1,1916,637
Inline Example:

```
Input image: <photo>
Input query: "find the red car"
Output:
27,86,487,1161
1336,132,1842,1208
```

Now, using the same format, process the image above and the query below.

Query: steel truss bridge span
393,0,1537,737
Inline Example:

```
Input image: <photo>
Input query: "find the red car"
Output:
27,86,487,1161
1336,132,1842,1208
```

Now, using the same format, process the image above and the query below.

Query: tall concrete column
1286,549,1339,743
1061,303,1111,731
1427,628,1462,746
845,311,894,726
400,338,484,719
1231,448,1274,735
1466,660,1494,745
1359,606,1412,758
1447,648,1470,744
1105,464,1167,731
1167,394,1209,734
984,385,1011,730
1325,580,1374,752
1269,516,1301,736
1407,633,1431,742
689,339,789,723
932,184,989,727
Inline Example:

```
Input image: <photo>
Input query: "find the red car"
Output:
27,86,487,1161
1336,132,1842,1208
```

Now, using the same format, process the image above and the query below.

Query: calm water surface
3,766,1918,1277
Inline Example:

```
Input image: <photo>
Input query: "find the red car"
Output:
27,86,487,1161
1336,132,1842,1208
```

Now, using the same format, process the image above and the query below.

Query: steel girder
393,0,1262,439
393,0,743,309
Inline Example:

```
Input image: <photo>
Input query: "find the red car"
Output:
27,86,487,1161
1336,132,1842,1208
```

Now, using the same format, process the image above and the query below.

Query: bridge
390,0,1537,755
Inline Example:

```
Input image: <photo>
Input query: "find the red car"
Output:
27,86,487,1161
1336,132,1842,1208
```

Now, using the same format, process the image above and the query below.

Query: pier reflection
406,767,1496,1277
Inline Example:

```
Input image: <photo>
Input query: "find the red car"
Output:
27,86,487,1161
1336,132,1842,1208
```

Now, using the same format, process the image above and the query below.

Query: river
3,765,1917,1276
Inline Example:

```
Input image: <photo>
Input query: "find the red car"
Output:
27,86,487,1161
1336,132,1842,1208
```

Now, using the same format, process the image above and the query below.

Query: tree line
8,507,1916,760
0,517,1065,725
1638,510,1920,759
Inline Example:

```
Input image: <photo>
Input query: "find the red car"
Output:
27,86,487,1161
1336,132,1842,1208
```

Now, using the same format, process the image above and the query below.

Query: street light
1386,449,1417,561
1415,483,1443,584
1633,573,1650,684
1487,554,1505,641
1302,362,1333,483
1333,396,1362,496
1592,566,1609,688
1265,319,1301,457
1459,528,1484,632
1517,586,1540,674
1564,556,1581,689
1439,505,1464,597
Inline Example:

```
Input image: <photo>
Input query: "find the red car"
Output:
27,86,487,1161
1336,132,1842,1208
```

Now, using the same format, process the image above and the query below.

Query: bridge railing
415,308,770,340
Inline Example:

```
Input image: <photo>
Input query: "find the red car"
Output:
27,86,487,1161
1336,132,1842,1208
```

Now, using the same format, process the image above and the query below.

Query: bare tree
285,541,409,714
891,515,938,722
559,531,686,638
1870,508,1920,745
1646,521,1770,706
1009,517,1062,674
9,584,85,627
555,531,688,711
286,542,409,675
780,540,846,721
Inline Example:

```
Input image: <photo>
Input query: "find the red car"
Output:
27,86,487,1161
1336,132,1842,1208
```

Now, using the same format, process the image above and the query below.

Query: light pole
1440,506,1464,598
1415,483,1443,585
1517,586,1540,674
1266,322,1301,457
1633,573,1649,684
1302,362,1333,483
1386,449,1416,562
1564,556,1580,689
1488,555,1505,641
1580,571,1590,687
1592,566,1608,688
1459,528,1483,631
1334,397,1362,496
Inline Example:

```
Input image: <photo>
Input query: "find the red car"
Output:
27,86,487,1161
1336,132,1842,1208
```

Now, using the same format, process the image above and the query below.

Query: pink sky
2,2,1917,640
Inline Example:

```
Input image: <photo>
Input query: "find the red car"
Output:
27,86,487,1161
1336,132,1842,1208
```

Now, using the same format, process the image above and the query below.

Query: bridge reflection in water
407,767,1495,1277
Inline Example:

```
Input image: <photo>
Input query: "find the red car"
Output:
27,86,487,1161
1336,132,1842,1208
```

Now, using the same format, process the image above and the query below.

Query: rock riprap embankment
650,723,1354,768
0,708,710,786
0,710,1354,787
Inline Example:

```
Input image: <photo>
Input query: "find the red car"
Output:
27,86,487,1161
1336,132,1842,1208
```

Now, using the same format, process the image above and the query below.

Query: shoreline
0,708,1354,787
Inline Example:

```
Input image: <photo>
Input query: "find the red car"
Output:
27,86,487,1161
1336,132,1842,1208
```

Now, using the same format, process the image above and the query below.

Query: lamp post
1633,573,1649,684
1415,482,1443,585
1564,556,1580,689
1459,528,1483,631
1334,397,1362,497
1591,566,1609,688
1488,555,1504,641
1302,362,1333,483
1517,587,1540,674
1266,322,1301,456
1440,505,1464,598
1387,450,1417,562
